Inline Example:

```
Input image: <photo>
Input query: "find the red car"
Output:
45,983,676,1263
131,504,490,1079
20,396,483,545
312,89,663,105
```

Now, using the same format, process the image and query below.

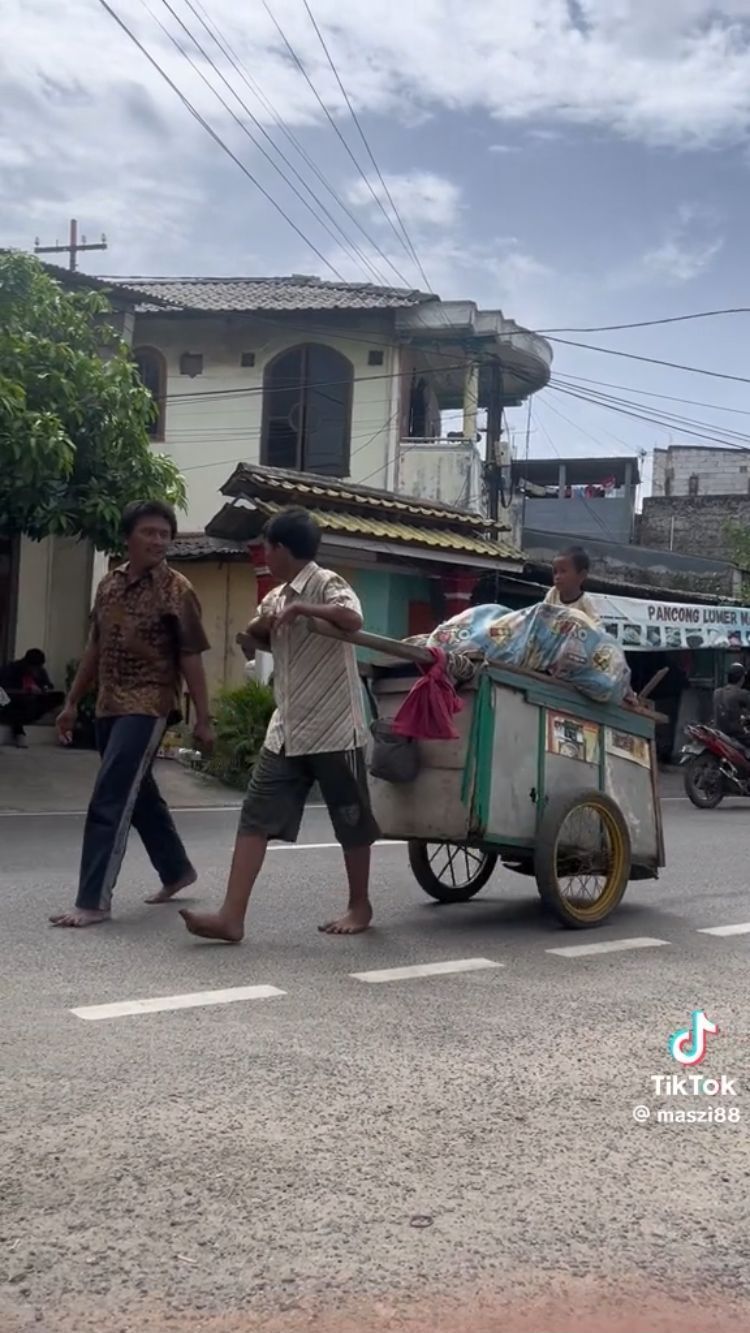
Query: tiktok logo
668,1010,719,1067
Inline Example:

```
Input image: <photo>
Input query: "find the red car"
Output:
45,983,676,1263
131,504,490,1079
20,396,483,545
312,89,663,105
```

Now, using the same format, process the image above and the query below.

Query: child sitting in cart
544,544,601,626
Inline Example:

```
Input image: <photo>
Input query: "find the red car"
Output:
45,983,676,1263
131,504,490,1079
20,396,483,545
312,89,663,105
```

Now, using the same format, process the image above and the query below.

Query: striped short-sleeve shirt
261,563,368,757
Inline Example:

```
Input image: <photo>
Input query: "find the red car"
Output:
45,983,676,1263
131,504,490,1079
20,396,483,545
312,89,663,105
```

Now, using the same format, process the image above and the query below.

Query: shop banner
590,594,750,652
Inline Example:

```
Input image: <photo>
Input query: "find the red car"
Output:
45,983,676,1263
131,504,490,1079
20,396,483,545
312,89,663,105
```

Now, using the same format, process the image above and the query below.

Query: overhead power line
262,0,418,290
300,0,431,291
95,0,346,280
551,382,750,449
153,0,392,287
543,335,750,387
555,373,750,419
144,0,382,283
550,383,750,453
180,0,409,289
163,355,472,404
539,308,750,334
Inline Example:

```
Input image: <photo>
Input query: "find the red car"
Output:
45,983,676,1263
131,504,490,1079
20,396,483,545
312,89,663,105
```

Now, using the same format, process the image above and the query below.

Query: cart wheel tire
535,790,631,929
684,754,724,809
408,841,498,904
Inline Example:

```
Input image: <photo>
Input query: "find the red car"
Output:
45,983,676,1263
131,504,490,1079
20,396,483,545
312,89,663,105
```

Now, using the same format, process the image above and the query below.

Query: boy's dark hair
23,648,46,666
263,507,321,560
121,500,178,540
728,662,746,685
560,544,590,576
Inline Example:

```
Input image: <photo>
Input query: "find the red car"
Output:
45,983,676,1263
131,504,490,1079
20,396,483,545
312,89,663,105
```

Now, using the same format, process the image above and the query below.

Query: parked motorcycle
681,724,750,808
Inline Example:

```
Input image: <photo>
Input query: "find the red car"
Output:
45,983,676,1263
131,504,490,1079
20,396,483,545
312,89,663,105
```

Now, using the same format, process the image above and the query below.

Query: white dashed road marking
269,840,405,853
546,937,670,959
697,922,750,937
350,957,503,984
71,984,285,1021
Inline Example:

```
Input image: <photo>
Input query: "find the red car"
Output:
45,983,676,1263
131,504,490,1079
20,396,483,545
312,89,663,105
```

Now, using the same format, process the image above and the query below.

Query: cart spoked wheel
408,841,498,904
535,790,631,929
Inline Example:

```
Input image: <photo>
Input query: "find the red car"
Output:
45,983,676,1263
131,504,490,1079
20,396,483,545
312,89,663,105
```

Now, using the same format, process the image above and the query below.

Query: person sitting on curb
0,649,64,748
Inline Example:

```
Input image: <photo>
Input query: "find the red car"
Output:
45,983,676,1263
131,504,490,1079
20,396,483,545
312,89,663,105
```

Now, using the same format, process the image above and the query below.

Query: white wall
652,446,750,497
134,313,401,531
14,535,93,687
397,441,484,512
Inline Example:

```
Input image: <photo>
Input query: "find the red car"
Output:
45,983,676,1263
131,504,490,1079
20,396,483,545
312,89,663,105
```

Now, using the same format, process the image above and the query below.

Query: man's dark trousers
76,715,193,912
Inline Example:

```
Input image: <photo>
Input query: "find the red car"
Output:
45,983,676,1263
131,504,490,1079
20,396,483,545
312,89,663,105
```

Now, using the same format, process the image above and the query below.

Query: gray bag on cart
364,679,420,784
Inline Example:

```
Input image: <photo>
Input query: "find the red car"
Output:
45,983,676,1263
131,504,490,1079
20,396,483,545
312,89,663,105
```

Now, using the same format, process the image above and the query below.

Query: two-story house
109,274,552,695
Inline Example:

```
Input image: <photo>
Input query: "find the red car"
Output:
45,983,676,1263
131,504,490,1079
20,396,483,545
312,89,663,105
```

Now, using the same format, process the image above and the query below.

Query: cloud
346,171,462,228
6,2,750,155
488,143,521,154
642,235,724,282
615,202,725,286
0,0,745,295
526,128,568,142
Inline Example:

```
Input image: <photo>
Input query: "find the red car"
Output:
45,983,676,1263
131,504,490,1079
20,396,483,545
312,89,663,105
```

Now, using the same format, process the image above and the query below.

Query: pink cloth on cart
391,647,463,741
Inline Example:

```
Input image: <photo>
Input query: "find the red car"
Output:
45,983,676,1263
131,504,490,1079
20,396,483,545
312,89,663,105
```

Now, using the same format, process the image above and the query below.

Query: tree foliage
0,252,185,551
725,523,750,584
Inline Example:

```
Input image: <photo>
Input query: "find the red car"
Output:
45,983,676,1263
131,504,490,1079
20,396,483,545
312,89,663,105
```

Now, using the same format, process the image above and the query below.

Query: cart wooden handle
308,618,435,666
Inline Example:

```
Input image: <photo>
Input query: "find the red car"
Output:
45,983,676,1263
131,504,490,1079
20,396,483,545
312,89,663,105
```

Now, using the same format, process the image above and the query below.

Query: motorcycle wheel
684,753,724,809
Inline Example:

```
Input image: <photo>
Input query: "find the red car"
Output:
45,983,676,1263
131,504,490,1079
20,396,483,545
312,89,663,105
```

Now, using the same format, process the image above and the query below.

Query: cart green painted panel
369,662,665,929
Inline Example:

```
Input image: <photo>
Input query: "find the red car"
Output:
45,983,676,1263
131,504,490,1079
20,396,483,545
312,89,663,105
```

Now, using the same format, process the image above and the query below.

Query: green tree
724,523,750,593
0,252,185,551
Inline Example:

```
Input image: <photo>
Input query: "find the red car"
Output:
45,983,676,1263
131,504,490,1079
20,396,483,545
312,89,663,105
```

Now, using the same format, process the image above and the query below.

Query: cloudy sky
3,0,750,474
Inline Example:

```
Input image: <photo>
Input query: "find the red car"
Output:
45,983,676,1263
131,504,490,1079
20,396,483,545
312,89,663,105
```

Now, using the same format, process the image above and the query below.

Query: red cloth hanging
391,648,463,741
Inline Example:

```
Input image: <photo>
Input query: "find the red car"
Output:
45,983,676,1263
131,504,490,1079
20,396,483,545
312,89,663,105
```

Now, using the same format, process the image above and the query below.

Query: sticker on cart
606,728,650,768
547,713,600,764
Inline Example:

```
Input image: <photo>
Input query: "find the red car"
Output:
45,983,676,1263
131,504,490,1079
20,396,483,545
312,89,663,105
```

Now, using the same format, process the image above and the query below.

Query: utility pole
485,355,504,521
520,395,533,538
34,219,107,272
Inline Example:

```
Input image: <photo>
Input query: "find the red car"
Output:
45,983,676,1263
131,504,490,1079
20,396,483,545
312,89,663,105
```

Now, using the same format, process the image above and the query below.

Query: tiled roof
106,275,431,314
221,464,513,533
169,535,245,561
31,261,175,308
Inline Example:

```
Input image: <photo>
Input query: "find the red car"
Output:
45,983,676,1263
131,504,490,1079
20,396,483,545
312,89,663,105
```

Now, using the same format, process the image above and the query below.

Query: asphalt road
2,791,750,1333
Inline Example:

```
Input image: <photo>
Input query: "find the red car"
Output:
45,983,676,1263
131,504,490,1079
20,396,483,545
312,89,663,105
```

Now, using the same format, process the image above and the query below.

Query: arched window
262,344,352,476
134,346,166,441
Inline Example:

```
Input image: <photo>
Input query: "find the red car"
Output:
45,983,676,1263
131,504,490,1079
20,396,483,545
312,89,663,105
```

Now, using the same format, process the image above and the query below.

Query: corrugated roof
221,463,512,533
106,275,431,314
258,502,521,560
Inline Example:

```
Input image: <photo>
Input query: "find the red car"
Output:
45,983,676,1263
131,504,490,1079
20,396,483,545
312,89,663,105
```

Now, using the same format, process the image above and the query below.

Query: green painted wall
350,569,434,640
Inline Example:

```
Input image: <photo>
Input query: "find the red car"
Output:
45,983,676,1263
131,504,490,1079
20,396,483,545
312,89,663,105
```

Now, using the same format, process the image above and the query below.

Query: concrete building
640,495,750,569
652,444,750,497
512,456,640,546
642,444,750,570
509,452,742,599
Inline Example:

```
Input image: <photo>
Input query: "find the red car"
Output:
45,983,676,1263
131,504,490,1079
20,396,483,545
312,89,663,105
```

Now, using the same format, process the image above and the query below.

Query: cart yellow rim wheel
535,789,631,929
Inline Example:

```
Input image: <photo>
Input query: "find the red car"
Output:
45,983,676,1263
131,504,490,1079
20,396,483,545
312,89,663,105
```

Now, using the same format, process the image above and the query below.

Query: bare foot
145,868,198,904
49,908,111,929
179,909,244,943
318,904,373,935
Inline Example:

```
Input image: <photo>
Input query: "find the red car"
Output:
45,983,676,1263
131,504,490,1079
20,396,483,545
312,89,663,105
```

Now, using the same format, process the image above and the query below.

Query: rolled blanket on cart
483,602,631,705
426,604,512,657
423,602,631,706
